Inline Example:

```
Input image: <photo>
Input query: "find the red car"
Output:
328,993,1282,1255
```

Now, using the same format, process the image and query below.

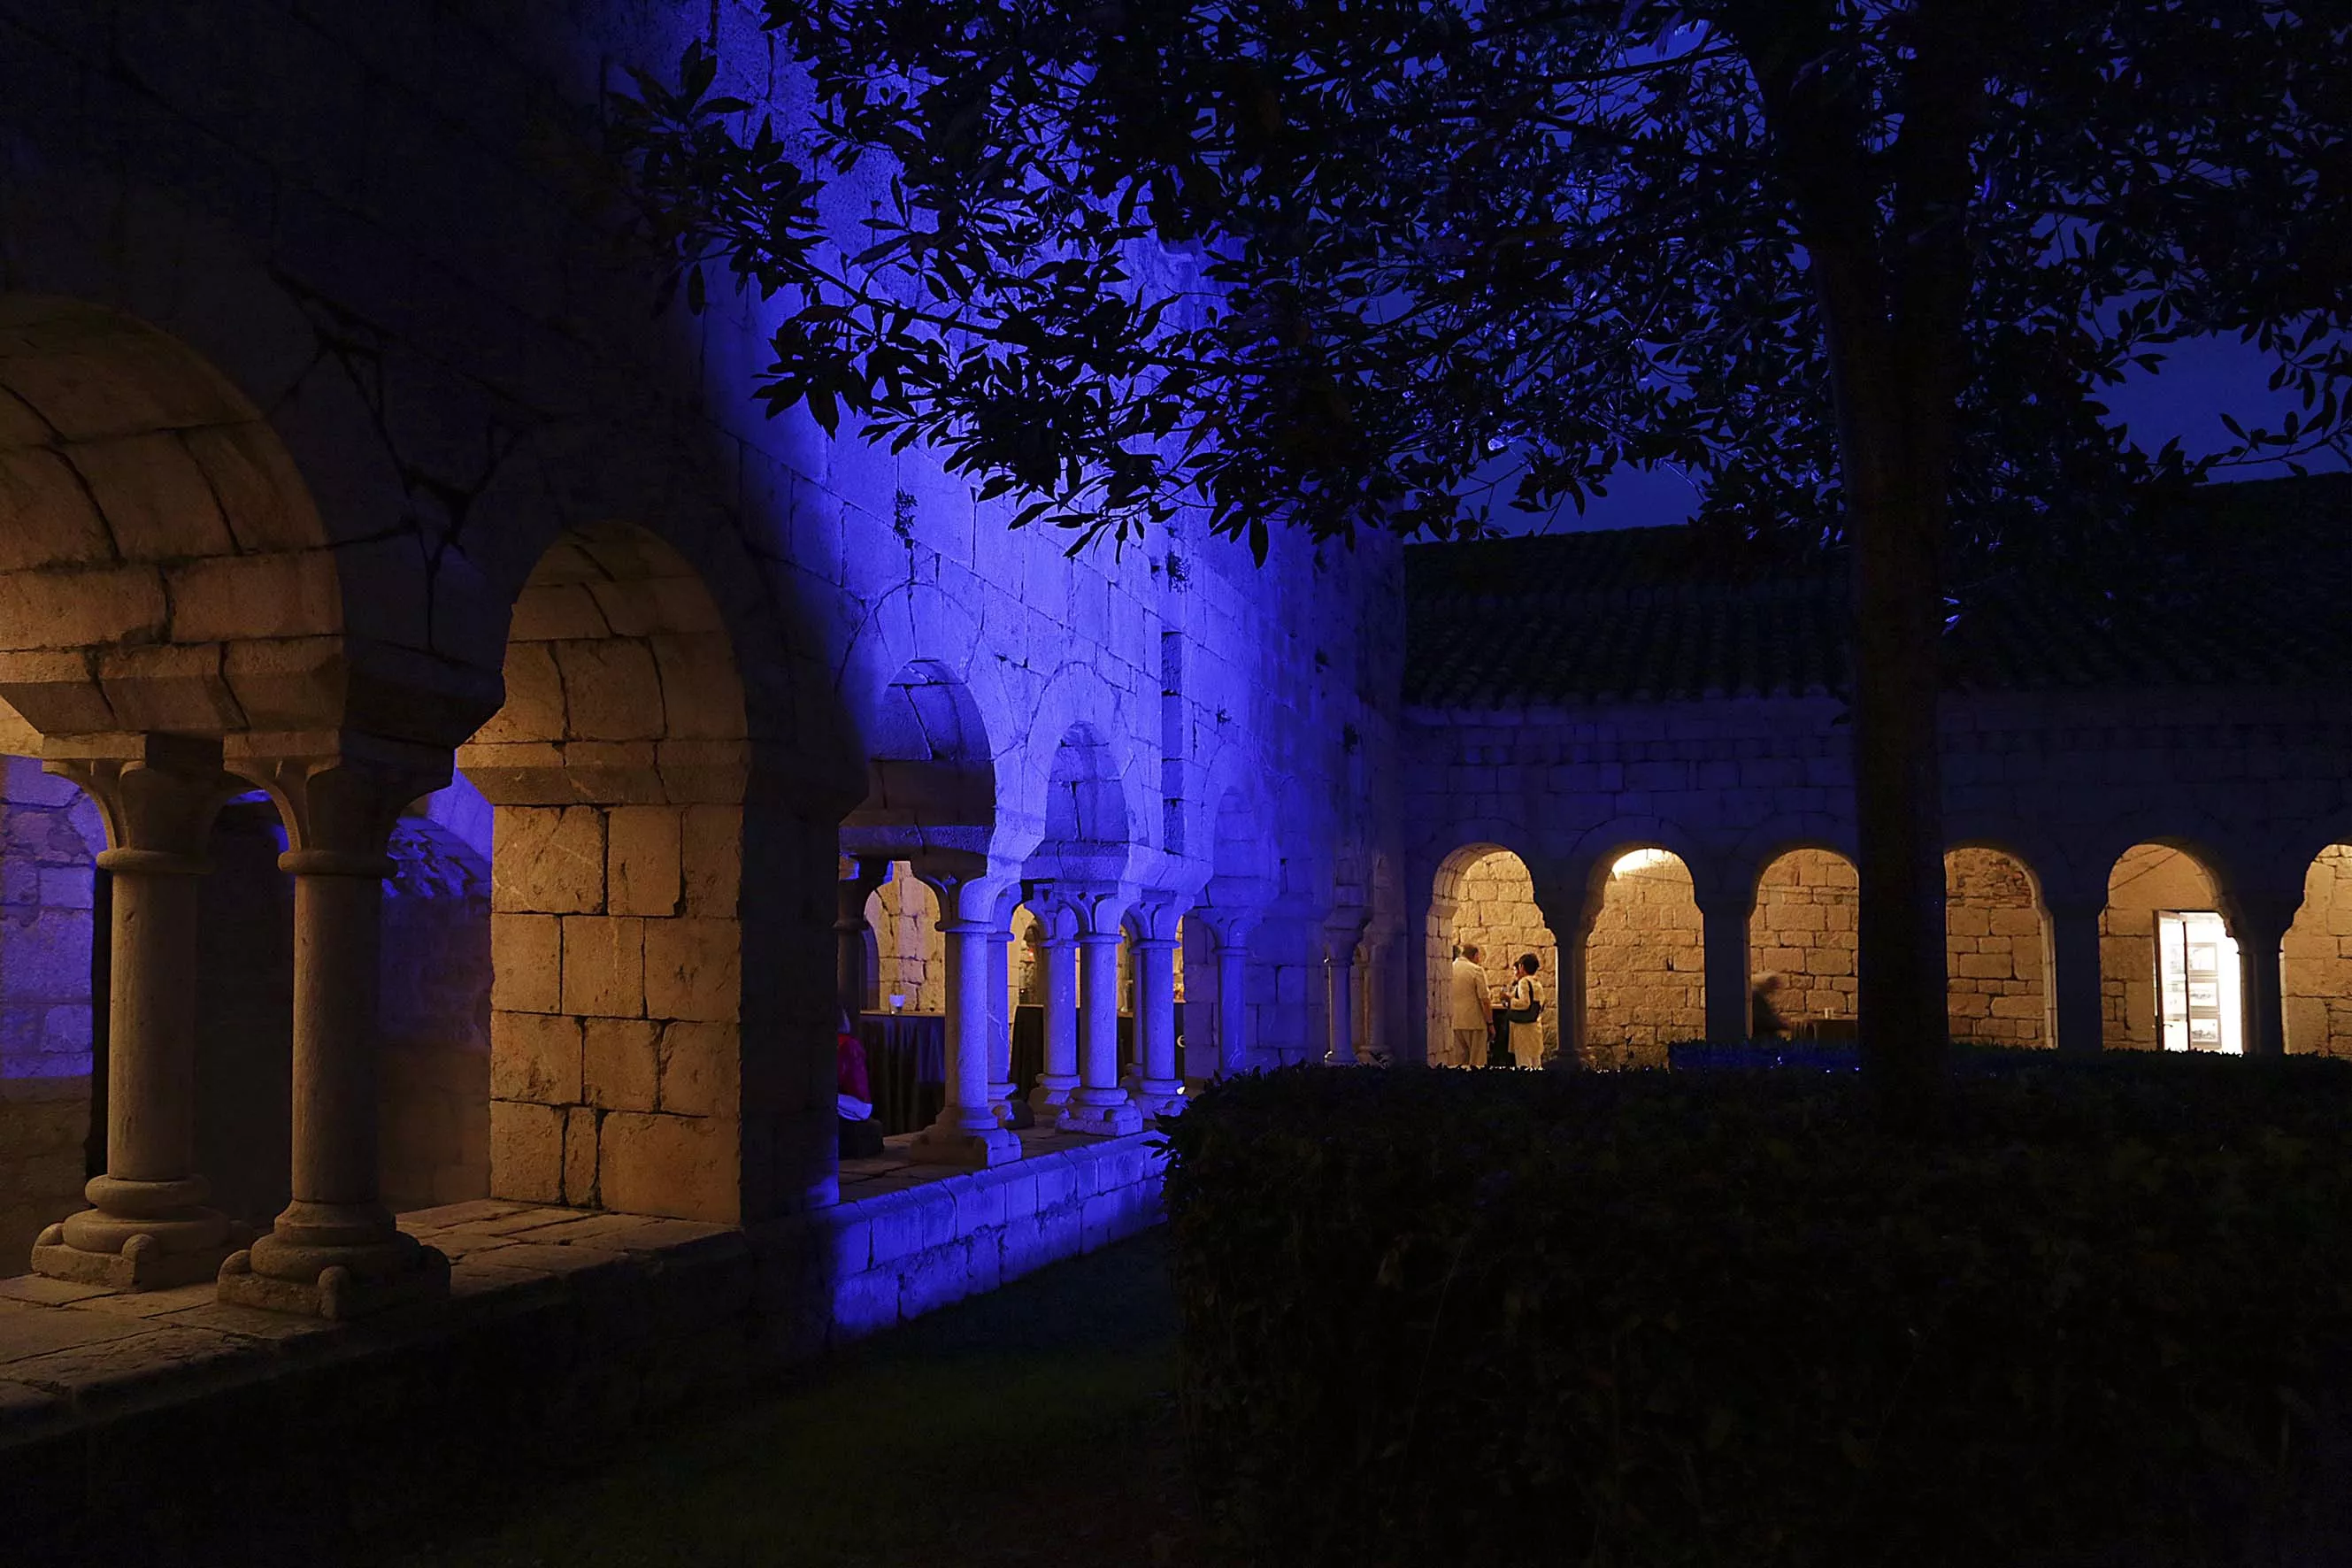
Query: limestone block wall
1750,850,1857,1028
1944,848,2050,1048
1582,854,1703,1066
0,756,98,1080
2284,843,2352,1057
0,1079,83,1271
867,867,944,1013
2101,844,2224,1051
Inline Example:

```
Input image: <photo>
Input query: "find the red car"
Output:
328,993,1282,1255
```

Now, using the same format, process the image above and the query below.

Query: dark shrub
1162,1057,2352,1567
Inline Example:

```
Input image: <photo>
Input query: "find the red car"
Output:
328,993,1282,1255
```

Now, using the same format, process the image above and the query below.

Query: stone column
1061,922,1141,1135
2047,898,2105,1058
2231,893,2298,1059
218,749,451,1318
911,884,1019,1165
1215,924,1253,1076
1132,934,1184,1116
1701,897,1753,1043
31,738,241,1290
1029,908,1081,1112
1326,941,1358,1065
987,925,1017,1118
834,856,888,1025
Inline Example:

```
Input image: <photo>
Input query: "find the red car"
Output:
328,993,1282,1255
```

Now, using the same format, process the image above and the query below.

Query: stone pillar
1702,897,1753,1043
2231,893,2298,1060
834,857,888,1025
1215,922,1253,1077
1061,923,1141,1135
218,749,452,1318
986,926,1015,1116
1030,909,1081,1111
1133,934,1183,1116
31,738,241,1290
2047,898,2105,1058
911,897,1020,1166
1326,941,1358,1065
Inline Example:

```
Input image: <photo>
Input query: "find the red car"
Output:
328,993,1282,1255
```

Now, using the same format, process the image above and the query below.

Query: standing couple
1449,943,1546,1069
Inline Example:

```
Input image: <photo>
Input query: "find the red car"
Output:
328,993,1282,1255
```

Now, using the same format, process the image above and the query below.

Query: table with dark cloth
857,1012,947,1134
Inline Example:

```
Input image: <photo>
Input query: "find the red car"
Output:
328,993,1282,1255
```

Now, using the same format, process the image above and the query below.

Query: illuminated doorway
2155,910,2242,1054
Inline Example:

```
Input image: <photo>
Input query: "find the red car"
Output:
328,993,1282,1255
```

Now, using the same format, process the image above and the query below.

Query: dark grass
383,1233,1205,1568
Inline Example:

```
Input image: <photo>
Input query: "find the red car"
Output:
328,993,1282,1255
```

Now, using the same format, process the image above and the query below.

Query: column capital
46,734,241,868
233,735,452,878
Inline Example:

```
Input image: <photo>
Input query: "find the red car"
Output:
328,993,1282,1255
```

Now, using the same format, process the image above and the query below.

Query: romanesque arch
1582,846,1703,1067
1944,846,2052,1049
1748,849,1858,1038
2102,842,2239,1053
2284,843,2352,1057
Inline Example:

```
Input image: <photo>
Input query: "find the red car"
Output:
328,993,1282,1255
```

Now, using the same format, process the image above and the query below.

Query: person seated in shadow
1750,972,1792,1042
837,1011,885,1158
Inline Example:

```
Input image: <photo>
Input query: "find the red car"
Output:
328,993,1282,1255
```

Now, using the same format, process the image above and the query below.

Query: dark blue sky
1531,332,2345,533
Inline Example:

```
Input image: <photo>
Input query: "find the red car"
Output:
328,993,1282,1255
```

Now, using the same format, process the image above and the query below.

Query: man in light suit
1449,943,1493,1067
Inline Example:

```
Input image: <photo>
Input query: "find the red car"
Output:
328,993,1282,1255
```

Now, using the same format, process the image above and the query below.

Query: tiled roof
1403,474,2352,708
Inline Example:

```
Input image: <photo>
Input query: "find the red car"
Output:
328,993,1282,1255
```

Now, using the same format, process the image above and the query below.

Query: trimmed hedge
1162,1056,2352,1567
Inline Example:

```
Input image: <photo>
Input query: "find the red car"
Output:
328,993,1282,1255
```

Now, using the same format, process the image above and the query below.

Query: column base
31,1217,248,1292
1131,1080,1186,1119
908,1120,1023,1167
217,1230,450,1321
1028,1074,1079,1112
995,1095,1036,1130
1057,1098,1143,1136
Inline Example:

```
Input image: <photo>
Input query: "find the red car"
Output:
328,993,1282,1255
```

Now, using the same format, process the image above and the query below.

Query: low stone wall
0,1079,85,1269
0,1129,1164,1565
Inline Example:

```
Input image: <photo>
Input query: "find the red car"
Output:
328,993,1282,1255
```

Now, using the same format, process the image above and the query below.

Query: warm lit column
1326,941,1358,1065
219,750,450,1318
32,738,239,1290
911,892,1021,1165
1701,896,1754,1043
2047,898,2105,1058
1215,922,1253,1076
1060,920,1141,1135
1029,908,1080,1111
1132,934,1183,1116
2233,893,2298,1059
834,857,888,1025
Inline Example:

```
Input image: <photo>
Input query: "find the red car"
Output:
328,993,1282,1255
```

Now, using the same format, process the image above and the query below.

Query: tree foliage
611,0,2352,571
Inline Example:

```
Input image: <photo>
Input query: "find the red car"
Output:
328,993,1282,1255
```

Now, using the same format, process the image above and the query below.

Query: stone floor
0,1125,1153,1450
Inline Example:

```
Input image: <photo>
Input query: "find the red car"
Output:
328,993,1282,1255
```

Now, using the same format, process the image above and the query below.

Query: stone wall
0,1080,82,1271
1750,849,1857,1030
1945,848,2050,1048
868,866,945,1014
0,757,97,1080
379,817,493,1212
2284,843,2352,1057
1582,853,1703,1066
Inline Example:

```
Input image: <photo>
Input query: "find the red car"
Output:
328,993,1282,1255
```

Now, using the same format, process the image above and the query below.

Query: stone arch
1942,845,2053,1049
1022,719,1135,887
2284,843,2352,1057
1426,842,1561,1067
1566,815,1724,906
1749,849,1860,1036
1581,846,1705,1067
0,293,498,749
2102,842,2237,1053
842,658,997,862
1002,666,1144,868
865,865,946,1015
457,520,809,1225
837,585,1020,842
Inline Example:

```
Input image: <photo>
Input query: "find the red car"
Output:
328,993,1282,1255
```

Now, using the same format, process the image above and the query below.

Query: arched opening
457,521,755,1222
2282,844,2352,1057
2102,844,2240,1053
866,865,946,1015
376,806,494,1211
1749,849,1857,1041
0,755,104,1265
1426,843,1560,1068
1584,848,1702,1068
1944,848,2052,1049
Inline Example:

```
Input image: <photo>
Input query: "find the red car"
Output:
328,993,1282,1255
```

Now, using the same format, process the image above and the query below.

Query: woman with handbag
1503,952,1545,1070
